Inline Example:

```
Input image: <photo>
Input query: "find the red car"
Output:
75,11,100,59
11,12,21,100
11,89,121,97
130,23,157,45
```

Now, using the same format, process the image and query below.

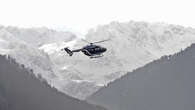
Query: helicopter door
89,48,95,54
95,48,101,53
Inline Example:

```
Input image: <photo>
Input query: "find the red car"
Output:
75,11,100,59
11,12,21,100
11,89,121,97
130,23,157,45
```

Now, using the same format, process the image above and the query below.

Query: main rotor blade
92,39,110,44
81,39,91,44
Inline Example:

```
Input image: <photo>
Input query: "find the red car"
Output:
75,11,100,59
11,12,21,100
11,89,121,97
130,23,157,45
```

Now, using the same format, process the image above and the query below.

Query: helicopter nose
103,48,107,52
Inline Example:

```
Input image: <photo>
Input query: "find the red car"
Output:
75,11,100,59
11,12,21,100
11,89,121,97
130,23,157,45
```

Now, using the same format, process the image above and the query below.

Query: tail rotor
62,47,73,56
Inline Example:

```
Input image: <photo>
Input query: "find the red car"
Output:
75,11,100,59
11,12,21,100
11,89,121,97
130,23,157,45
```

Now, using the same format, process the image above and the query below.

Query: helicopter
62,39,110,58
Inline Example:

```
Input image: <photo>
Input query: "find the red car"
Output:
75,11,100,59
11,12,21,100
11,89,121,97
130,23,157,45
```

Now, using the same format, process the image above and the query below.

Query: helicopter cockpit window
95,48,99,51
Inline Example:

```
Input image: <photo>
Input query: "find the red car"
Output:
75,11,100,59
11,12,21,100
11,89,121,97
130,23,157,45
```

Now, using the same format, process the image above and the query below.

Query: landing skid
90,54,103,58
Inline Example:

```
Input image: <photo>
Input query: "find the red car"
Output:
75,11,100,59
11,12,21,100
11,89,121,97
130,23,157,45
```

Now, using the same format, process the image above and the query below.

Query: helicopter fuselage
63,39,109,58
81,45,107,56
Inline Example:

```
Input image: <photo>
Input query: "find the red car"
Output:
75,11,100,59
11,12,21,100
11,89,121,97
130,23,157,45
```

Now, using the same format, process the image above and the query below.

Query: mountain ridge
87,43,195,110
0,55,107,110
1,21,195,99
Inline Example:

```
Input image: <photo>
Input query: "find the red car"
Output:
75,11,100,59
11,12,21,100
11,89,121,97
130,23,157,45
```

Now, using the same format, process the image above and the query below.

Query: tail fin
64,48,73,56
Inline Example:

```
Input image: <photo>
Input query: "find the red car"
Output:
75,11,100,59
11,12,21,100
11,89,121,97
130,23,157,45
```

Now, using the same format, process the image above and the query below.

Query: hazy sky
0,0,194,34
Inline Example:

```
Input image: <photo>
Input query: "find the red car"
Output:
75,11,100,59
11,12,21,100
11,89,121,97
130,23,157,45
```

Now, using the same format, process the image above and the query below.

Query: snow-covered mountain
1,21,195,100
0,26,76,89
45,21,195,99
